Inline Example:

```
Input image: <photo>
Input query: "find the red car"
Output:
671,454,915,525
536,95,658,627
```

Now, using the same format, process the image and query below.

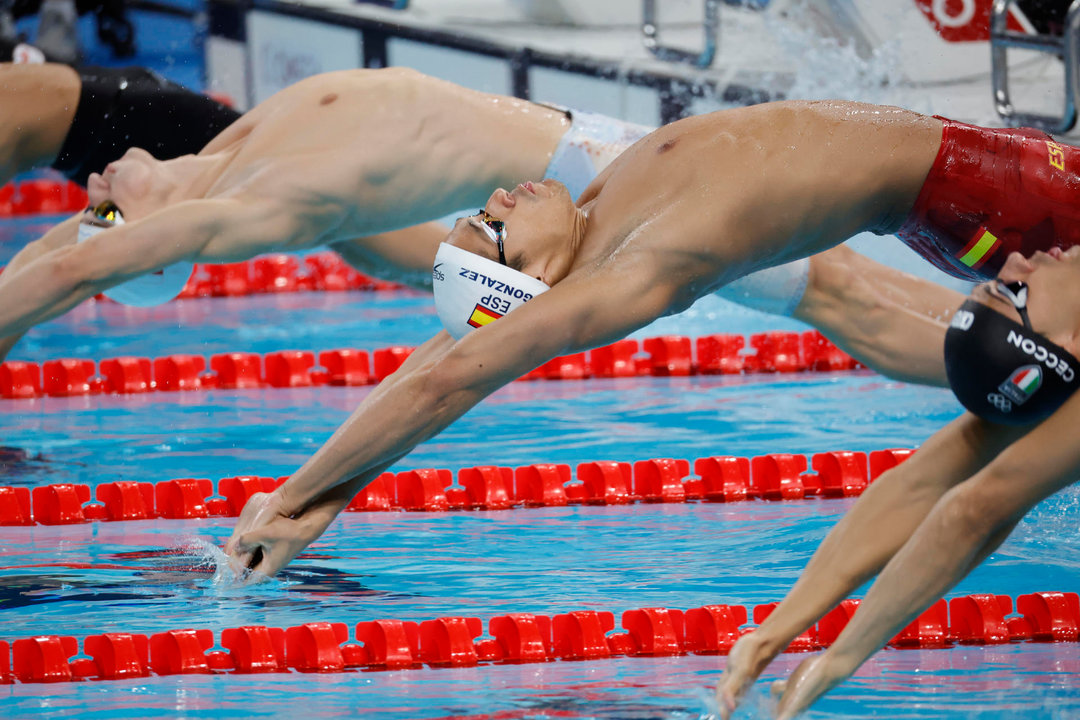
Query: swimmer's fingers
232,517,312,581
715,633,767,719
772,655,838,720
224,491,272,555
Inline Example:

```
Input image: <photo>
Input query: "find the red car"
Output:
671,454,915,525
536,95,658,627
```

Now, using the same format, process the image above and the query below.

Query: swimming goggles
992,279,1031,330
84,200,125,226
474,210,507,266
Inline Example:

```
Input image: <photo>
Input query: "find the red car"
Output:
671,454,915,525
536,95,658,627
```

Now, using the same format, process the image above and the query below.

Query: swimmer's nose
998,251,1035,281
497,187,516,208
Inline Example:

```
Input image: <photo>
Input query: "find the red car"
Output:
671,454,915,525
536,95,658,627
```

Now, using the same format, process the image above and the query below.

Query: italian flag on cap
1008,365,1042,398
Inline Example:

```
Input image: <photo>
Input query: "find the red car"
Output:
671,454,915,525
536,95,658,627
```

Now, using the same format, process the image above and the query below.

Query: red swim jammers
897,117,1080,282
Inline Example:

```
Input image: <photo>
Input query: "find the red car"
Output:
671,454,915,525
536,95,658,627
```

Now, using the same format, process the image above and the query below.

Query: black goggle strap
995,280,1032,330
475,210,507,266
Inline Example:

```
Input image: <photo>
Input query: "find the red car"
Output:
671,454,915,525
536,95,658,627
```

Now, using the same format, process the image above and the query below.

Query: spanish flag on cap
467,304,502,329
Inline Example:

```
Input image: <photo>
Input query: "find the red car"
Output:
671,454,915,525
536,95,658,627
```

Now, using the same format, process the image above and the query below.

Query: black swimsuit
51,66,242,185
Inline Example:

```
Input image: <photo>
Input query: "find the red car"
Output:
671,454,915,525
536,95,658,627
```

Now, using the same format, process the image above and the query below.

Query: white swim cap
78,201,194,307
432,242,550,339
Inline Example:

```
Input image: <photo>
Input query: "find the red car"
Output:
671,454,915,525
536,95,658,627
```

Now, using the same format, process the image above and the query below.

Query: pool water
3,215,1080,719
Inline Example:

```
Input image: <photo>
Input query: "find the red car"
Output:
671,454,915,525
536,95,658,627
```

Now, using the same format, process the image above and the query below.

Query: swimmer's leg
52,66,241,185
0,62,80,184
330,221,448,290
717,245,962,387
716,413,1026,718
793,245,965,387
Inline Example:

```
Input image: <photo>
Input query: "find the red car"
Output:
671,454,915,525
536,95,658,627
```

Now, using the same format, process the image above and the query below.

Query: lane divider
0,179,87,216
169,252,404,299
1,591,1077,684
1,249,404,300
0,331,861,399
0,448,915,526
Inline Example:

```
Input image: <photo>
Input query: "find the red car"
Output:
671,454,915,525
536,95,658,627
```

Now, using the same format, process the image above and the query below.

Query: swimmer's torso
577,100,942,315
186,68,568,258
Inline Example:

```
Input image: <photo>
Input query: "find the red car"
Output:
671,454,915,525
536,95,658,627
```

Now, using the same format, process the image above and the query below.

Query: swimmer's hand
716,633,770,719
225,491,326,580
771,653,844,720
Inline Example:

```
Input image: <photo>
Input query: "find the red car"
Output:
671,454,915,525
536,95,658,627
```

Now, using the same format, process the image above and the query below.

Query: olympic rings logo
932,0,976,29
987,392,1014,413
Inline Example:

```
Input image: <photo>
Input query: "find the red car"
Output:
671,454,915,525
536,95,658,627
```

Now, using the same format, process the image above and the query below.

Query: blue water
4,212,1080,719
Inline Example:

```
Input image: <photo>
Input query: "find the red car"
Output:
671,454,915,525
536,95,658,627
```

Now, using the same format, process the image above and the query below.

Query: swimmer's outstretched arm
793,245,964,386
0,214,83,360
0,198,284,340
716,412,1027,718
225,261,675,577
771,397,1080,718
225,331,457,576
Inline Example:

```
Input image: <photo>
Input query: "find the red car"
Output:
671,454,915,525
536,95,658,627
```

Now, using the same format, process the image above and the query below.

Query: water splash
760,1,930,114
177,536,282,590
688,683,774,720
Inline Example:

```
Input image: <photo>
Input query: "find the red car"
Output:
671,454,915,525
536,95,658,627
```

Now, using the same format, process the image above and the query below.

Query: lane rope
2,590,1076,684
0,448,913,526
0,330,861,400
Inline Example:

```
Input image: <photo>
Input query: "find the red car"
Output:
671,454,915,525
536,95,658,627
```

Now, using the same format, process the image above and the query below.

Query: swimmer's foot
716,632,776,719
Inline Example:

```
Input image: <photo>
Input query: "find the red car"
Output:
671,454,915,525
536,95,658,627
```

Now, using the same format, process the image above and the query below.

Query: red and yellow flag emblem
956,227,1002,270
467,304,502,329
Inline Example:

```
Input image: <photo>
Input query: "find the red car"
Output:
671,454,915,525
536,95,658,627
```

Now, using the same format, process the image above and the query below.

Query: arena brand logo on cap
1006,330,1075,382
998,364,1042,406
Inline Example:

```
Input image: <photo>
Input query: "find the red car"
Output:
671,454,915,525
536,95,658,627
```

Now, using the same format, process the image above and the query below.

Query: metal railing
642,0,720,68
991,0,1080,133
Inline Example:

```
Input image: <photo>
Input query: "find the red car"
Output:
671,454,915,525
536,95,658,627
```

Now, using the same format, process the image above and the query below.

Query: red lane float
694,456,750,502
696,334,746,375
0,331,864,400
211,353,264,389
0,447,924,527
1016,592,1080,642
0,179,87,216
4,590,1078,685
891,599,949,648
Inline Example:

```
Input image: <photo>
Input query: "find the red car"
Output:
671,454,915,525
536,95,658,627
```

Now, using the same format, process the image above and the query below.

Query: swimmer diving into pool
0,63,960,385
223,100,1080,581
715,246,1080,719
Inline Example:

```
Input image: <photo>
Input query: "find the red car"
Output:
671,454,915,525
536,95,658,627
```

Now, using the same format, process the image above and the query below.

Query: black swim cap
944,298,1079,425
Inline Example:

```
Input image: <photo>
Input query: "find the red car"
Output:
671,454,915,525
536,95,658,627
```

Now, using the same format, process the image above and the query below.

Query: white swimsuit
541,106,651,201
